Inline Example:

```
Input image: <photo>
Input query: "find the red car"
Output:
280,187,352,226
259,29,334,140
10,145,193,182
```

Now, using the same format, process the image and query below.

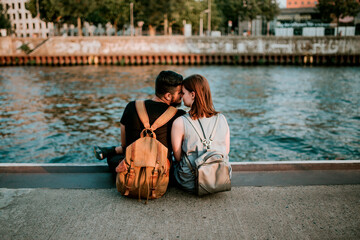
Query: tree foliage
0,4,11,31
24,0,282,35
316,0,360,23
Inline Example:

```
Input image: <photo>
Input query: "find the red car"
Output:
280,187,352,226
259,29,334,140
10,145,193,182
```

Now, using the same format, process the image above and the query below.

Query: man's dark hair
155,71,183,97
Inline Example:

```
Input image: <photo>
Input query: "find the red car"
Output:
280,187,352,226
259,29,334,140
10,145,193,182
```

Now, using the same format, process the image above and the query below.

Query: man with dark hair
94,70,185,173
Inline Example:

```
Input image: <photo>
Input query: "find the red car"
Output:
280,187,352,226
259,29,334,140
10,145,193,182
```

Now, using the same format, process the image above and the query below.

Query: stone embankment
1,36,359,66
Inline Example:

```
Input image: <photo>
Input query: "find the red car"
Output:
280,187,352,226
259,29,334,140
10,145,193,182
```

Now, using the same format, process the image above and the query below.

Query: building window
12,3,15,9
39,23,42,29
13,13,16,20
18,3,21,9
294,1,297,4
26,13,28,19
289,1,291,5
14,24,16,29
7,14,10,19
6,4,10,10
19,13,22,19
27,23,29,29
33,23,36,29
301,1,304,4
27,33,30,37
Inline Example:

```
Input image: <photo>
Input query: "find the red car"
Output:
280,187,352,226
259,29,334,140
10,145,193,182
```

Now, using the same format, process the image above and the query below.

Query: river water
1,65,359,163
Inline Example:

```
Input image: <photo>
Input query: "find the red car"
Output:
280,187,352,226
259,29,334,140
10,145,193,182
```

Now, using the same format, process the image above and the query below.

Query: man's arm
115,123,126,154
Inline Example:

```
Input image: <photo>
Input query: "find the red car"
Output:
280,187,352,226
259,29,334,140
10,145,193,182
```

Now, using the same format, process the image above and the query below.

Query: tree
259,0,280,35
25,0,62,35
317,0,360,35
0,4,11,34
87,0,129,35
59,0,98,36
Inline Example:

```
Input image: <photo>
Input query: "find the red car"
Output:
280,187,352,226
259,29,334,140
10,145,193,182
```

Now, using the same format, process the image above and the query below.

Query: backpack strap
151,106,178,131
183,114,205,142
135,100,178,132
183,114,220,149
135,101,151,129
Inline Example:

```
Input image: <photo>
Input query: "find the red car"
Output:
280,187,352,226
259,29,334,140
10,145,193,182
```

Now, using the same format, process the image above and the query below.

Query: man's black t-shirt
120,100,186,155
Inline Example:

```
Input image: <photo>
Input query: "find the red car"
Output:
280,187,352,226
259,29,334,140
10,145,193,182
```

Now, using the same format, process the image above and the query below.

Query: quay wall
1,36,360,65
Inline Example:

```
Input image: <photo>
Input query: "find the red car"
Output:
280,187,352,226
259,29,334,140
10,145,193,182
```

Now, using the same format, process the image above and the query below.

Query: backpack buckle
202,139,212,149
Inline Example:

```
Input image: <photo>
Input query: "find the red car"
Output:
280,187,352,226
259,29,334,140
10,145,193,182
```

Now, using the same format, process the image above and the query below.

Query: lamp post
207,0,211,36
130,3,134,36
200,9,209,36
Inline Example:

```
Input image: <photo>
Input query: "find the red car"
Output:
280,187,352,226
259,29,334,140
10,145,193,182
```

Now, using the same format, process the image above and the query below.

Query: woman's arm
223,116,230,155
171,117,184,162
225,124,230,155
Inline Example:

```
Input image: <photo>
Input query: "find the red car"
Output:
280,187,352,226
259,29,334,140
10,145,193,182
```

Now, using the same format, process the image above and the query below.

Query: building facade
1,0,53,37
286,0,318,9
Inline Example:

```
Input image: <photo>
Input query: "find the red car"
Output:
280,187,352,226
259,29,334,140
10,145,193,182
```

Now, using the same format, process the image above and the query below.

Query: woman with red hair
171,74,231,193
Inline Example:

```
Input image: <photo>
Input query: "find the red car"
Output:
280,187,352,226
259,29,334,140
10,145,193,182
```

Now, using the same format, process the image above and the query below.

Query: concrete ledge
231,160,360,171
1,161,360,173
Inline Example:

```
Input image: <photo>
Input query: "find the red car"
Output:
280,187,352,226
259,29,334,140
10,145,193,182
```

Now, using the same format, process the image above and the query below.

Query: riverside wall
1,36,359,65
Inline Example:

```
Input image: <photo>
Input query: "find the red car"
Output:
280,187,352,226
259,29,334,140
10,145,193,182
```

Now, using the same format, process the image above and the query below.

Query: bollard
153,56,159,65
99,56,105,65
94,56,100,65
40,56,46,65
0,56,5,65
88,56,93,65
160,56,165,65
172,55,177,65
207,55,212,65
148,56,153,65
178,55,183,65
166,55,172,65
112,56,117,65
24,56,30,65
199,55,205,65
195,55,201,65
76,56,82,65
53,56,58,65
65,56,70,65
136,55,142,65
183,55,189,65
190,55,195,65
142,56,147,65
106,56,112,65
18,56,24,65
82,56,87,65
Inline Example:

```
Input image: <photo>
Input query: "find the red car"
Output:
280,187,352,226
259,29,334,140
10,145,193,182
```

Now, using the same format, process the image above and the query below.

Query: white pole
130,3,134,36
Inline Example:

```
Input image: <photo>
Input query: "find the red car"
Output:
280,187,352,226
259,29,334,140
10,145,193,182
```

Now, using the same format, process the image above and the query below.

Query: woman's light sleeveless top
174,113,230,192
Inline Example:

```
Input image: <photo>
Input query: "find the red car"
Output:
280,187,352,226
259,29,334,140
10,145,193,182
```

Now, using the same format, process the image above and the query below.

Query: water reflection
0,66,359,163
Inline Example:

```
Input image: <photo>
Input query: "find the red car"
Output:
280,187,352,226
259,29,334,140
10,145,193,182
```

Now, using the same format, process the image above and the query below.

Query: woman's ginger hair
183,74,218,120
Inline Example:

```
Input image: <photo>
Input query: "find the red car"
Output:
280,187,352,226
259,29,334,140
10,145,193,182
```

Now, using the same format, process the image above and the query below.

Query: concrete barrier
1,36,359,66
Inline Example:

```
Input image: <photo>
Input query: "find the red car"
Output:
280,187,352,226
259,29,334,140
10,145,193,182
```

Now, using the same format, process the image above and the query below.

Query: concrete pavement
1,162,360,239
1,186,359,240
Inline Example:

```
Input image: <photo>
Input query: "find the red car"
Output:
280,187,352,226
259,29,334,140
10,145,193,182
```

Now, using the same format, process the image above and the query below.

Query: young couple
93,70,230,193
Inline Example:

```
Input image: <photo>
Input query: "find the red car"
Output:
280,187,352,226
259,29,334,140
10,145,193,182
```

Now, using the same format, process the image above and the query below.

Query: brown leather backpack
115,100,177,202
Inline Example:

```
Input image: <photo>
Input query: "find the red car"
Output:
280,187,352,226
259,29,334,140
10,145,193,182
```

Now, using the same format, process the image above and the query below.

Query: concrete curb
1,161,360,173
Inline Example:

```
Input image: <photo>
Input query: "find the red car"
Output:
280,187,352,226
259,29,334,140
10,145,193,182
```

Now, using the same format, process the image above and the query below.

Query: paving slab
0,186,359,240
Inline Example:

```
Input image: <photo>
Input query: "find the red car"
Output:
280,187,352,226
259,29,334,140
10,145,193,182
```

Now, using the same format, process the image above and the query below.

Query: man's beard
170,95,182,108
170,101,182,108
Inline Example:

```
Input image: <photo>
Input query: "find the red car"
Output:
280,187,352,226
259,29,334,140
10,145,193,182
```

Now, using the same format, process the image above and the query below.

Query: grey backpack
183,115,231,196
